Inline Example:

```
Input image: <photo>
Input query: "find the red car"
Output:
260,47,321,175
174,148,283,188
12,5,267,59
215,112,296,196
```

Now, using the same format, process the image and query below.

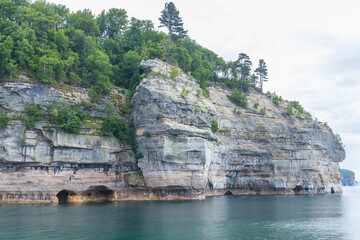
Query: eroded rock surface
132,59,345,197
0,59,346,203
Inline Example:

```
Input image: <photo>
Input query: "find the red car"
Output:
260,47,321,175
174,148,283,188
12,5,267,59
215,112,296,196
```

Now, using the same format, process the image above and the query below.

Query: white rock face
132,59,345,196
0,81,139,202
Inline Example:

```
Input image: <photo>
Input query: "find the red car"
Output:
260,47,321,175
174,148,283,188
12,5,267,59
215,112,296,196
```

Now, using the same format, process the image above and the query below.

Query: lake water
0,186,359,240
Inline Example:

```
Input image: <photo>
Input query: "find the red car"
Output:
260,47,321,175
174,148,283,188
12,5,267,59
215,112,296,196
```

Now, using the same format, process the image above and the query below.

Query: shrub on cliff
169,66,179,80
211,119,219,133
229,89,248,107
285,105,293,116
334,133,345,151
49,101,85,133
272,95,283,105
102,115,129,143
0,112,10,130
24,104,46,128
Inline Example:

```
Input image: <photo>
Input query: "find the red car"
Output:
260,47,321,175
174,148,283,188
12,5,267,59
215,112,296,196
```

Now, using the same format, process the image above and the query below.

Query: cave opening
224,191,233,196
81,185,114,201
56,190,71,203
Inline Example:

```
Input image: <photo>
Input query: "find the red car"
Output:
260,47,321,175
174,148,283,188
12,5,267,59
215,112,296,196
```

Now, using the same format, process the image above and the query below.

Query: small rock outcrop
132,59,345,198
340,169,355,186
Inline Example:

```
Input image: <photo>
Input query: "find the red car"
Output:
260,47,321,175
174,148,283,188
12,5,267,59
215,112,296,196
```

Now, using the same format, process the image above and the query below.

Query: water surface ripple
0,186,359,239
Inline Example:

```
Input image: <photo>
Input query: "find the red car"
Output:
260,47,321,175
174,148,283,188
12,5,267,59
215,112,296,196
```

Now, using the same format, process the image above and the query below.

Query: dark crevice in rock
56,190,77,203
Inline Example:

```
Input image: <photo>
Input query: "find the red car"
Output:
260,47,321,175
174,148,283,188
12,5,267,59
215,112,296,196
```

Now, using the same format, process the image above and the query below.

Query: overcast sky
48,0,360,180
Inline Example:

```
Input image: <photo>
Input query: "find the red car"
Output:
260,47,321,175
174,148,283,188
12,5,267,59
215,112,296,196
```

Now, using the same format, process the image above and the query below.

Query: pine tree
159,2,187,40
159,2,187,76
235,53,252,91
254,59,268,92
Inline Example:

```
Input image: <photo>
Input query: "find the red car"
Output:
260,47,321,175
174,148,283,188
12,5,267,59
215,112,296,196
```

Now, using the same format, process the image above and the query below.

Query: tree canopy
0,0,268,100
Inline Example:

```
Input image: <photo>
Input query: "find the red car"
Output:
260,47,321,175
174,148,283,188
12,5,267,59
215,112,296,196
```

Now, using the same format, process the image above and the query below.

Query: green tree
37,55,63,83
6,60,17,78
173,45,192,72
115,50,142,89
98,8,128,39
254,59,268,92
67,9,100,37
14,38,34,67
236,53,252,91
159,2,187,40
0,35,14,77
159,2,187,75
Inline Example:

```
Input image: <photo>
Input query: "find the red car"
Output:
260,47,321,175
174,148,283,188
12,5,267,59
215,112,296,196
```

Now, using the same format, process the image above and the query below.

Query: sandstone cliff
0,60,345,203
132,59,345,197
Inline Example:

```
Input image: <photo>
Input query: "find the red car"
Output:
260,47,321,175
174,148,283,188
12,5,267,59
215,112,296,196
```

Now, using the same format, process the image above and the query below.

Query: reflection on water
0,186,359,240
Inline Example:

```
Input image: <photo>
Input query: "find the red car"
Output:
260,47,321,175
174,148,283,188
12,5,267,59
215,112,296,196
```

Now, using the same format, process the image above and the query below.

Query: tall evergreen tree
159,2,187,75
236,53,252,91
254,59,268,92
159,2,187,40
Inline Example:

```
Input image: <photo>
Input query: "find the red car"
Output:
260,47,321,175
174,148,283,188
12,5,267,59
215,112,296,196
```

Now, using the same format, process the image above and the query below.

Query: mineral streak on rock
0,59,345,203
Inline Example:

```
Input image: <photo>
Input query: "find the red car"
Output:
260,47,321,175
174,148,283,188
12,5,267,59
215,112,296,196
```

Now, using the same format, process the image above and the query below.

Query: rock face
0,59,346,202
0,82,143,203
340,169,355,186
132,59,345,198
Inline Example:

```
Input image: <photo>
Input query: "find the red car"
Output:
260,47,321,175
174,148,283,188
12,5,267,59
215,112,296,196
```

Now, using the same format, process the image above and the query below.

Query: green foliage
254,59,268,92
272,95,283,105
169,66,179,80
80,99,94,109
304,112,312,120
233,108,242,115
260,106,266,115
253,102,259,109
159,2,187,39
98,8,128,39
48,101,85,133
20,138,25,148
291,101,300,109
125,89,136,105
210,119,219,133
0,0,266,98
105,102,115,115
334,133,345,151
229,89,248,107
115,50,142,89
63,111,82,133
24,104,45,128
143,131,151,138
0,112,10,130
285,105,293,116
102,115,127,140
102,115,139,154
180,88,191,97
202,89,209,98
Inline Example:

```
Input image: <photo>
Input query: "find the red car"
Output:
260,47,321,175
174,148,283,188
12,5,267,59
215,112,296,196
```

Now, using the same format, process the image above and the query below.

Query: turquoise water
0,187,359,240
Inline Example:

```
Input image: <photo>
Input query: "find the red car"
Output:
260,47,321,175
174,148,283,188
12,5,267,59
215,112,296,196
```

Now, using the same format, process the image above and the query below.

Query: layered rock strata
0,59,346,202
132,59,345,198
0,82,186,202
